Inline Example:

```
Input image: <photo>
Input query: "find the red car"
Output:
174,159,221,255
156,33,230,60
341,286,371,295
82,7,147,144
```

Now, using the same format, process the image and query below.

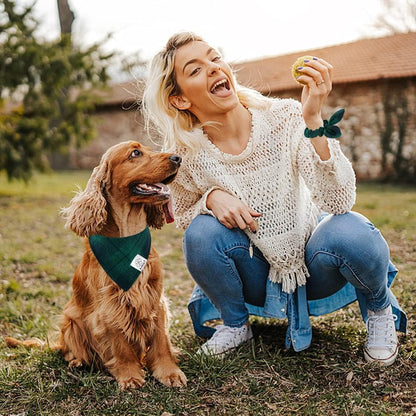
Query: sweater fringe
268,264,310,294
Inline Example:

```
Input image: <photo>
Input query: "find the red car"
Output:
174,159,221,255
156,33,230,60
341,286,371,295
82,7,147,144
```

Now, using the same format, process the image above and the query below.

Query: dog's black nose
169,155,182,165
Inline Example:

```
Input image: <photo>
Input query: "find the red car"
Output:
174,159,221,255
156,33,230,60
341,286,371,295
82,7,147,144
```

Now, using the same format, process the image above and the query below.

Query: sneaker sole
363,345,399,367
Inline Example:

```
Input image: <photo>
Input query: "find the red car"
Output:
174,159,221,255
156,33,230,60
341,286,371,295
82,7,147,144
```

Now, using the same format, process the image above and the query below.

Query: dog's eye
129,149,142,159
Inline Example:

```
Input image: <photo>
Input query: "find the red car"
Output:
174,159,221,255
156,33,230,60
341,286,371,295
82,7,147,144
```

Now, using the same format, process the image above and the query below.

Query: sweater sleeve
169,155,219,230
287,100,357,214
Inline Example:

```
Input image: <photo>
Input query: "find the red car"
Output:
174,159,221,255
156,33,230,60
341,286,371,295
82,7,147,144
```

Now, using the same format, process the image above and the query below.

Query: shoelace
207,325,244,345
366,313,397,348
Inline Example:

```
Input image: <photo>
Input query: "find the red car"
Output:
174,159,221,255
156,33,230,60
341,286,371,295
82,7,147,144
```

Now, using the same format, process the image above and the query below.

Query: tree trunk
57,0,74,36
57,0,76,167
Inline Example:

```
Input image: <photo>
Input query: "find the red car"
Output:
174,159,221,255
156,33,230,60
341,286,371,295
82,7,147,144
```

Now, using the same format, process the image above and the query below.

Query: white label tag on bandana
130,254,147,272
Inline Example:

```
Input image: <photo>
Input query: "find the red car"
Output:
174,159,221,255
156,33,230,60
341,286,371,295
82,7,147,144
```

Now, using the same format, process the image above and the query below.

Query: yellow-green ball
292,55,314,83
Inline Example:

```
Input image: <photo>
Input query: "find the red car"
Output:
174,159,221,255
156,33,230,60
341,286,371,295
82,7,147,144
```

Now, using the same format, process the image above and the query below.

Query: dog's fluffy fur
5,141,187,389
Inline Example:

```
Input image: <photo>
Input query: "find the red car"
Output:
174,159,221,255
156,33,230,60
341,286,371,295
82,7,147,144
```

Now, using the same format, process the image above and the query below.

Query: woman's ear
169,95,191,110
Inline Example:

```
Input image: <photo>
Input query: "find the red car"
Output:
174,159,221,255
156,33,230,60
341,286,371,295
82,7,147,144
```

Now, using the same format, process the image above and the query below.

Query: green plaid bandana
89,227,151,291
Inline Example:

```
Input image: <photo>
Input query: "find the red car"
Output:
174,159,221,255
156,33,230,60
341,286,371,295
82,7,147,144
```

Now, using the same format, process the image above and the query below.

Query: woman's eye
213,55,221,62
130,149,142,158
190,67,199,76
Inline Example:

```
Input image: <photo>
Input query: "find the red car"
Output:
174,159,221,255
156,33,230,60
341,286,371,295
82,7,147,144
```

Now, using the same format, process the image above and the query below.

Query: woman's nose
209,63,221,74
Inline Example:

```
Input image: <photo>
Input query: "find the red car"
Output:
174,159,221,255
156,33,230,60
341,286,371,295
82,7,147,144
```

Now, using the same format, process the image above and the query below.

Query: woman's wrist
304,109,345,139
304,116,323,130
309,136,330,161
206,189,222,210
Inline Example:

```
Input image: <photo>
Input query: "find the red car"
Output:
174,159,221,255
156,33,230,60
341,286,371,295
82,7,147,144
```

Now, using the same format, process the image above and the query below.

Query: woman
142,32,406,365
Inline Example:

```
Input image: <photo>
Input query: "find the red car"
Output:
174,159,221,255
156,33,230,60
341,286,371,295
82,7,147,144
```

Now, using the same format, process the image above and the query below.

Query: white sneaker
364,305,399,366
197,324,253,356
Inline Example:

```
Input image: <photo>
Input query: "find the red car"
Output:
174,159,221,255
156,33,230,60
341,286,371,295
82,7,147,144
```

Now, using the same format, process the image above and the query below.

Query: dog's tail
4,336,61,351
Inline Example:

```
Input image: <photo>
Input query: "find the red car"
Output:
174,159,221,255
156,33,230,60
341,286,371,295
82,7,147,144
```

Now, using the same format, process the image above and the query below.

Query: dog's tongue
163,197,174,223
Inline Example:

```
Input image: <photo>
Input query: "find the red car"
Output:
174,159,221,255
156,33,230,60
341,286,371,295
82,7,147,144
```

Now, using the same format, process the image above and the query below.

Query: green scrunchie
304,108,345,139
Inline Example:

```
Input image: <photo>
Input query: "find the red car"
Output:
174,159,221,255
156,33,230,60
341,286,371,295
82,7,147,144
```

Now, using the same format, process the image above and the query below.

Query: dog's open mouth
131,182,170,197
131,182,175,223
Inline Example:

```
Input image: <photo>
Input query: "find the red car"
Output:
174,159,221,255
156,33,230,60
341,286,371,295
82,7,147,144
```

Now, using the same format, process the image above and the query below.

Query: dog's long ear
144,205,165,229
61,157,111,237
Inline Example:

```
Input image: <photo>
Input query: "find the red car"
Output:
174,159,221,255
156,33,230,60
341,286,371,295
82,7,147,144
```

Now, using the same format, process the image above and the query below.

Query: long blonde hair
142,32,270,153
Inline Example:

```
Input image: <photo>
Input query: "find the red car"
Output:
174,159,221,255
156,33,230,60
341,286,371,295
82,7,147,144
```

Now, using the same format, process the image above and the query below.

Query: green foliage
0,0,112,181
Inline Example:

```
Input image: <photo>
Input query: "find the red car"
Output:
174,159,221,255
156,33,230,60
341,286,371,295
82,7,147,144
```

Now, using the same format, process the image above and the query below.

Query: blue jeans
183,212,392,328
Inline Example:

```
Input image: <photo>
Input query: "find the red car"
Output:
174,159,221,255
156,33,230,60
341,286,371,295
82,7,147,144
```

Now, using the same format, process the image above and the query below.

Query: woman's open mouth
210,79,231,96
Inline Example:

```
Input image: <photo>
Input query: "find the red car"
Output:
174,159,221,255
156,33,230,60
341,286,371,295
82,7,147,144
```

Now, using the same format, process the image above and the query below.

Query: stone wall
280,78,416,181
51,104,158,170
74,105,151,169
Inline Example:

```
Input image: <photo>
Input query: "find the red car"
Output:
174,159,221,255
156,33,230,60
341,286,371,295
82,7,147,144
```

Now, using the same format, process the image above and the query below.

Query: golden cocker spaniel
6,141,187,389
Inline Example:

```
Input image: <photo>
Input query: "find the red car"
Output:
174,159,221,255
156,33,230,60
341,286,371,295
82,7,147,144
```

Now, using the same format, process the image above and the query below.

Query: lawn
0,172,415,416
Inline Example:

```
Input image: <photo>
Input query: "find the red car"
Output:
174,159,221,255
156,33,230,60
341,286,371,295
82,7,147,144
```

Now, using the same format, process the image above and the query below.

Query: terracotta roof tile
232,32,416,93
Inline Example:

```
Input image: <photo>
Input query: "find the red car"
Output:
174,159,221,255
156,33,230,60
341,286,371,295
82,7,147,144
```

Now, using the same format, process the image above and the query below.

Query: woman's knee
315,212,387,248
183,215,238,266
308,212,390,271
184,215,223,249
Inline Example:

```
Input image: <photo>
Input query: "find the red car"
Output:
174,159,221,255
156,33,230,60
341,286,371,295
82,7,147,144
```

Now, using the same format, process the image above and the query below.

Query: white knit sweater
170,98,356,293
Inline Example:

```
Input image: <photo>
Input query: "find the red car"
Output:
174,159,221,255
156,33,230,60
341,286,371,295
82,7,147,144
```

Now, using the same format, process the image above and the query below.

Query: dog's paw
118,376,146,390
154,367,187,388
68,358,83,368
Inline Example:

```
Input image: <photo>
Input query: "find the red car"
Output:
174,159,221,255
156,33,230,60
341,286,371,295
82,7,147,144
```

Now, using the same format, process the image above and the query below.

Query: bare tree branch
371,0,416,34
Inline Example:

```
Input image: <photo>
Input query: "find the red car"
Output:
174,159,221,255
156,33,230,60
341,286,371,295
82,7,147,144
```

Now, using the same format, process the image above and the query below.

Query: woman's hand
296,57,333,129
206,189,262,232
296,57,333,160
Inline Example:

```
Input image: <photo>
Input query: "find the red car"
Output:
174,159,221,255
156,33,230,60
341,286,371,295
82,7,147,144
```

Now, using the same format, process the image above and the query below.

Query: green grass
0,172,415,416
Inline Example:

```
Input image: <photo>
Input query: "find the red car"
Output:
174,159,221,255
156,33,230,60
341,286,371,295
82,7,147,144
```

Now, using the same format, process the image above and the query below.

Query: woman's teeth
211,79,229,93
